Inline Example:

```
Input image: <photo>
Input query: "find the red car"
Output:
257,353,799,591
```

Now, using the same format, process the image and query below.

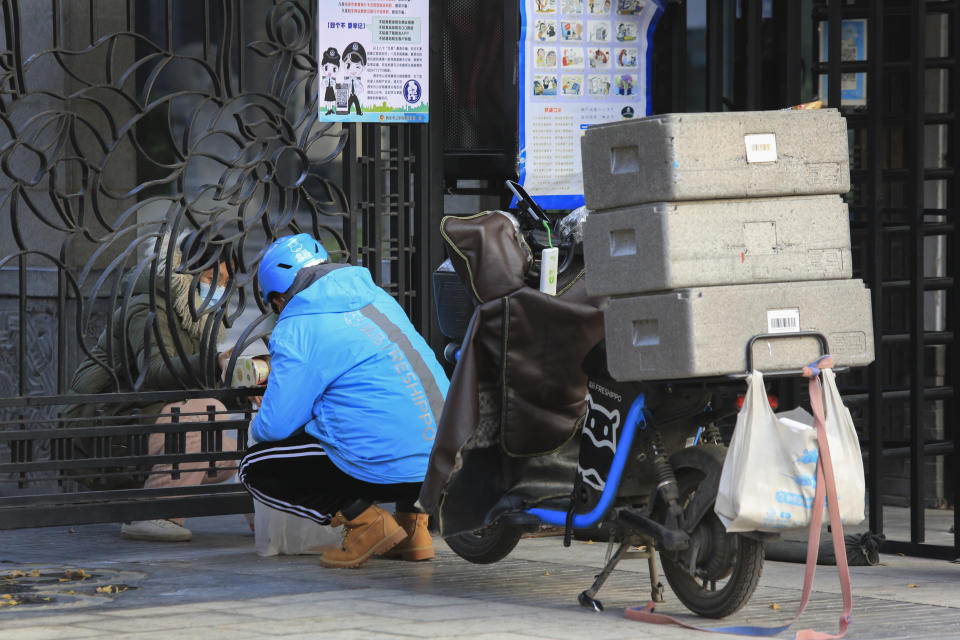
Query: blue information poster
818,19,867,107
518,0,663,209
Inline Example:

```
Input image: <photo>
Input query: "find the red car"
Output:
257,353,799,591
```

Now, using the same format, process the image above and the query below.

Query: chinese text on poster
318,0,429,123
519,0,663,209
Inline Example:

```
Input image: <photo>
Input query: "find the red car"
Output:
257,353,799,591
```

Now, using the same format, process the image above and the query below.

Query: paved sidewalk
1,515,958,639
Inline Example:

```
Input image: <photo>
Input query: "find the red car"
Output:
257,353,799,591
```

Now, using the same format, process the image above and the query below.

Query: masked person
239,234,449,568
64,232,241,542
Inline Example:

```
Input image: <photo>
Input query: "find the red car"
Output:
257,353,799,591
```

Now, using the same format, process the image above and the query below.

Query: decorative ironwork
0,0,384,521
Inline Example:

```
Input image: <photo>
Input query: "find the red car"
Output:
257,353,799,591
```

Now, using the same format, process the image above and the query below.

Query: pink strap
797,374,852,640
625,371,853,639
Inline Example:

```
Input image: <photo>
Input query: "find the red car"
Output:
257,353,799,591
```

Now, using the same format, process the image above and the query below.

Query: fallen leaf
0,600,17,607
770,603,781,610
66,590,76,595
6,570,24,578
896,553,906,557
64,569,90,580
28,569,39,577
1,594,12,599
58,578,70,583
96,585,128,595
544,570,550,576
907,584,919,588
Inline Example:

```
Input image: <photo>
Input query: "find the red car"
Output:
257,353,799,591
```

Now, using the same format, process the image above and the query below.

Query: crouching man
239,234,449,568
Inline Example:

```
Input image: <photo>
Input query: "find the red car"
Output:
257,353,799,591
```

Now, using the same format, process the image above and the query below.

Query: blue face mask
198,281,226,303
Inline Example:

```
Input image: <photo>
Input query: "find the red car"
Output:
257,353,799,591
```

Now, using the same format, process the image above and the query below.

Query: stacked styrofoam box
580,109,875,381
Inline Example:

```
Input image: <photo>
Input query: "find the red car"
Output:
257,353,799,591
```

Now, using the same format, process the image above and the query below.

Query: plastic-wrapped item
253,499,341,556
556,205,591,244
232,356,270,387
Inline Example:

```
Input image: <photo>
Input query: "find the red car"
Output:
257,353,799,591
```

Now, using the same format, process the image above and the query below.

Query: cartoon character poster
318,0,429,123
518,0,663,209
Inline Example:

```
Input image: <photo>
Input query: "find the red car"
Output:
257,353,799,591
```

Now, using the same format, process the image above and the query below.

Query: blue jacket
250,265,449,484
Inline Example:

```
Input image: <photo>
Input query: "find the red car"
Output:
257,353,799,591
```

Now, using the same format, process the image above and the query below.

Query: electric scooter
427,182,771,617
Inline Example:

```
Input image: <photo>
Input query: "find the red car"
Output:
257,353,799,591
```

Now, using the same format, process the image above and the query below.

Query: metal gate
426,0,960,559
649,0,959,559
0,0,435,528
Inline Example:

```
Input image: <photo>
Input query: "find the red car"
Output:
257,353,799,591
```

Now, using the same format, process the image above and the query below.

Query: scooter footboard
436,437,582,537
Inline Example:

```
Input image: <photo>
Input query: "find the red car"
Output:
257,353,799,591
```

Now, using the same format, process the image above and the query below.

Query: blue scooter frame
527,393,646,529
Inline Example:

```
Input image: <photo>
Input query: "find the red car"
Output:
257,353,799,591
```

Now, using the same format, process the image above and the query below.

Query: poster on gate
518,0,663,209
318,0,429,123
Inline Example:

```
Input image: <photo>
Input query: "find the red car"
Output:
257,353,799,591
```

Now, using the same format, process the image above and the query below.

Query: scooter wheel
658,463,764,618
660,515,764,618
444,523,523,564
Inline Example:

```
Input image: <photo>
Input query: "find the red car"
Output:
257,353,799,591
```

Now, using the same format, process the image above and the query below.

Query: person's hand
217,348,234,383
247,356,267,407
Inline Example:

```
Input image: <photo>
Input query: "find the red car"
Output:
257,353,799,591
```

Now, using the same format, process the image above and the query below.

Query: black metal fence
3,0,958,562
440,0,959,559
0,0,435,527
651,0,958,560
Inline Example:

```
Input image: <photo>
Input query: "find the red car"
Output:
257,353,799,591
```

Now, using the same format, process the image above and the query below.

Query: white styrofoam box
603,279,874,381
581,109,850,210
583,195,852,296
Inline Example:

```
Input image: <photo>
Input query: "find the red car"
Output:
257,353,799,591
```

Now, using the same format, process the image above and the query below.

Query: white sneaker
120,519,192,542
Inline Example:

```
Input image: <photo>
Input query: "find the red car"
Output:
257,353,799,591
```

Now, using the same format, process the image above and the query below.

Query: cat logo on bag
577,392,621,491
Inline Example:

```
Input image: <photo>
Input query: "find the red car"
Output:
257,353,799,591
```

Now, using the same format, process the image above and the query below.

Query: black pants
348,93,362,115
239,433,422,525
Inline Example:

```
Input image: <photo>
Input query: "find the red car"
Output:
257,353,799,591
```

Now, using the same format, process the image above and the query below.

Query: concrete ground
1,514,958,640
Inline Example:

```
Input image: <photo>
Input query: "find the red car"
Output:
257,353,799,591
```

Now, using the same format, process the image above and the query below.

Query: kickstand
578,540,632,612
647,547,665,602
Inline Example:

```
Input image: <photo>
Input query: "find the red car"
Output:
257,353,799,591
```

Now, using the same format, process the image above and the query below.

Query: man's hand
217,348,234,383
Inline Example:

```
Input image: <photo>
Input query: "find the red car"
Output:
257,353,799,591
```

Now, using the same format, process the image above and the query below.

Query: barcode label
745,133,778,163
767,308,800,334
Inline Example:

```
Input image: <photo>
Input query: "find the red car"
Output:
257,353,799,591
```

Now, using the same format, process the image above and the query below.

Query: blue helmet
258,233,328,304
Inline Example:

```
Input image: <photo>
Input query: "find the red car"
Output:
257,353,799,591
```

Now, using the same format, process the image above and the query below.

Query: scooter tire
658,459,764,618
444,523,523,564
660,528,764,618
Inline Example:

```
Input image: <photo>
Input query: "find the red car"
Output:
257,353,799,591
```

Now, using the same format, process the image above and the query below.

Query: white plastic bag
714,370,865,532
254,499,341,556
820,368,866,525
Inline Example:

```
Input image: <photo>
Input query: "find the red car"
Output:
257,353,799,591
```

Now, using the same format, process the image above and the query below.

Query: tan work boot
318,505,407,568
381,512,434,561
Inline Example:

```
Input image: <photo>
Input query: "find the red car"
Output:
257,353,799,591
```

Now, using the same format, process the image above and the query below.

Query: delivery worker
239,234,449,568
